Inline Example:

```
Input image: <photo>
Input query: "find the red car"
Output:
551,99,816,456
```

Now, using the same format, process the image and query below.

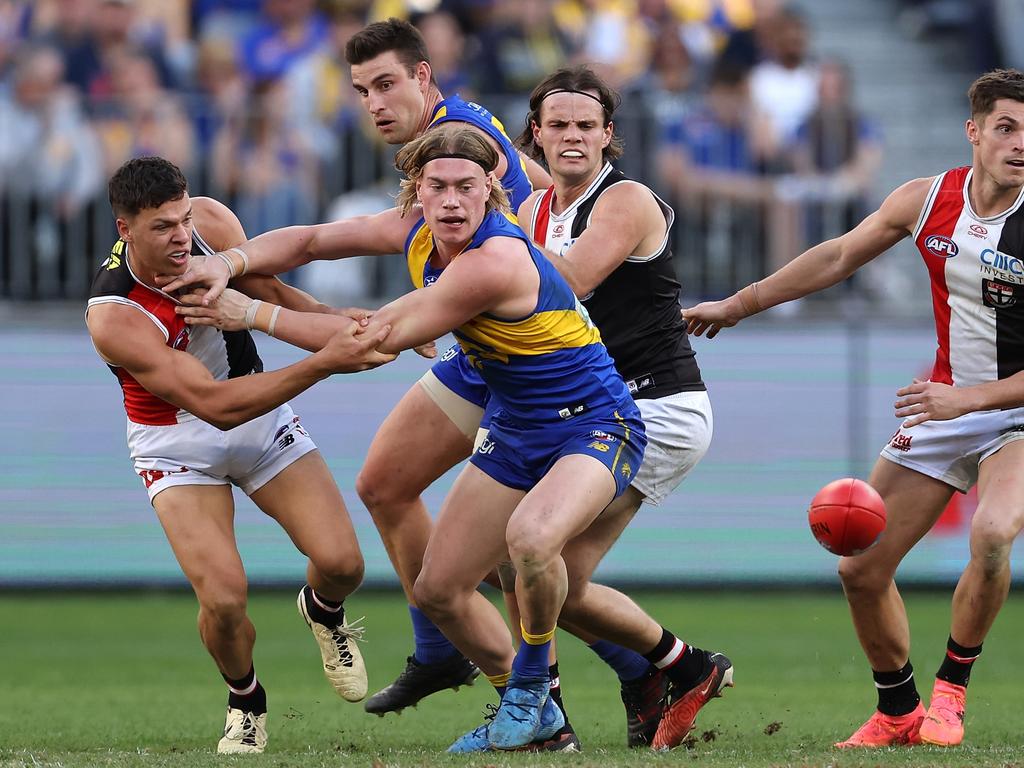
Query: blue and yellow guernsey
429,95,533,209
405,210,634,425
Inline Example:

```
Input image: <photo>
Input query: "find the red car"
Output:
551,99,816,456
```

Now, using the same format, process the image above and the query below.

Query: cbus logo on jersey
983,278,1017,309
924,235,959,258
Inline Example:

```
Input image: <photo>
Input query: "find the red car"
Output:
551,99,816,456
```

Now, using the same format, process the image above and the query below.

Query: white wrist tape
267,306,281,338
244,299,262,330
225,247,249,276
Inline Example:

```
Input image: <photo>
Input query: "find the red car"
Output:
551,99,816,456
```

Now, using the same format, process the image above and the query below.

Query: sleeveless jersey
914,166,1024,387
404,209,632,424
429,95,533,209
529,162,704,399
87,228,263,426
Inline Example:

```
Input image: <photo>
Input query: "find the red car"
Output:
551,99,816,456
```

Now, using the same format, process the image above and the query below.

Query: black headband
422,151,494,175
539,88,607,110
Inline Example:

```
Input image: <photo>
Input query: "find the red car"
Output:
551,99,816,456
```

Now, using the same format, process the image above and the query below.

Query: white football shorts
126,404,318,501
631,390,713,505
880,405,1024,492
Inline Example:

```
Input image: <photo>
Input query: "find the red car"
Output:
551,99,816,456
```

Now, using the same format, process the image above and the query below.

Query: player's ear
116,217,132,243
966,118,980,146
416,60,431,92
602,121,614,149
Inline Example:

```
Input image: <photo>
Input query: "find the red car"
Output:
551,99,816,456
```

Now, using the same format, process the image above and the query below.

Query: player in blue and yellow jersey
166,124,727,752
343,18,557,718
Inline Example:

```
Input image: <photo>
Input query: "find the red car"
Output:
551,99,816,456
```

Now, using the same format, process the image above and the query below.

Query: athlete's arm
176,287,374,353
159,206,416,303
87,304,393,431
363,237,529,354
188,195,372,320
518,182,665,296
895,375,1024,427
683,176,933,338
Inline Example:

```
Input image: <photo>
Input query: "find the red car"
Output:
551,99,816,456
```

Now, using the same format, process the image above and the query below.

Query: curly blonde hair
394,124,512,217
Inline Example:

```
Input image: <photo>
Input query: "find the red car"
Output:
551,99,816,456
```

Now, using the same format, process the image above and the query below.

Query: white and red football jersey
86,230,262,426
914,166,1024,387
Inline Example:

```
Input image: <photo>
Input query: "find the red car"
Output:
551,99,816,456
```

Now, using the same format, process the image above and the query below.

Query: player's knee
412,572,456,620
311,548,365,591
355,466,416,520
837,555,888,594
970,515,1016,576
198,586,248,629
506,523,559,575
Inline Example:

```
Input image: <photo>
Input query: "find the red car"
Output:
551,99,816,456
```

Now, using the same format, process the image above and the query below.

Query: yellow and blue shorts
471,403,646,498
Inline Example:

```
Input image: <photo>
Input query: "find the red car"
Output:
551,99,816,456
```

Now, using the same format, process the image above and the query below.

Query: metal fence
0,92,878,303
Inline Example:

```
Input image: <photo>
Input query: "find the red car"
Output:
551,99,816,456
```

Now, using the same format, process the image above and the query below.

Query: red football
808,478,886,556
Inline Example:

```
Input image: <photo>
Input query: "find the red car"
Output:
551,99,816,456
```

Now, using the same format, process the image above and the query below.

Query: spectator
786,58,882,249
192,0,262,41
0,46,102,215
718,0,783,70
190,36,248,157
92,48,194,176
576,0,651,88
0,0,33,79
658,60,792,286
416,10,474,97
211,77,318,236
749,4,818,144
285,5,365,162
238,0,327,83
474,0,578,95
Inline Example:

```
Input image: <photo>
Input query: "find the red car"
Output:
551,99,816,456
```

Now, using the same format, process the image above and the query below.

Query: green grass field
1,590,1021,767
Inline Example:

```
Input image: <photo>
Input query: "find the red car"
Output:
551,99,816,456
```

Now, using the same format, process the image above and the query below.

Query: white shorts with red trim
879,406,1024,492
127,404,317,502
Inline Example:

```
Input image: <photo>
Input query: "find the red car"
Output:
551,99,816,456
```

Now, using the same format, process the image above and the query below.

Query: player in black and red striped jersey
86,157,393,754
684,68,1024,749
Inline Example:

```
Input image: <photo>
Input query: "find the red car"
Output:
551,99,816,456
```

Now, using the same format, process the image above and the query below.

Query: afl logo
924,235,959,258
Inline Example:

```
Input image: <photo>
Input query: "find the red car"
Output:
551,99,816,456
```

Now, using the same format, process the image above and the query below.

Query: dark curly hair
108,157,187,218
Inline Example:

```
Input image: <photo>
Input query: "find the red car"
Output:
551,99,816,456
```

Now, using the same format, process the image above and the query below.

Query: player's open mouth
167,251,188,266
376,120,394,130
560,150,585,159
1007,159,1024,167
438,216,465,226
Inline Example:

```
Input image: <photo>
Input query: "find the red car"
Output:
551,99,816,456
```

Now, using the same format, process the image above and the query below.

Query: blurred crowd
0,0,884,298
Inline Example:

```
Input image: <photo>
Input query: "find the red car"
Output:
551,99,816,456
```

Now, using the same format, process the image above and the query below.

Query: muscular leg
951,440,1024,646
153,484,252,679
555,487,661,649
838,459,953,670
356,383,474,601
507,455,617,638
250,451,364,601
413,463,521,676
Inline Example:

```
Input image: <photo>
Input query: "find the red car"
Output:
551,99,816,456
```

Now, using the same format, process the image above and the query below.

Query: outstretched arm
159,206,416,302
191,196,368,318
682,176,932,338
87,304,393,431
